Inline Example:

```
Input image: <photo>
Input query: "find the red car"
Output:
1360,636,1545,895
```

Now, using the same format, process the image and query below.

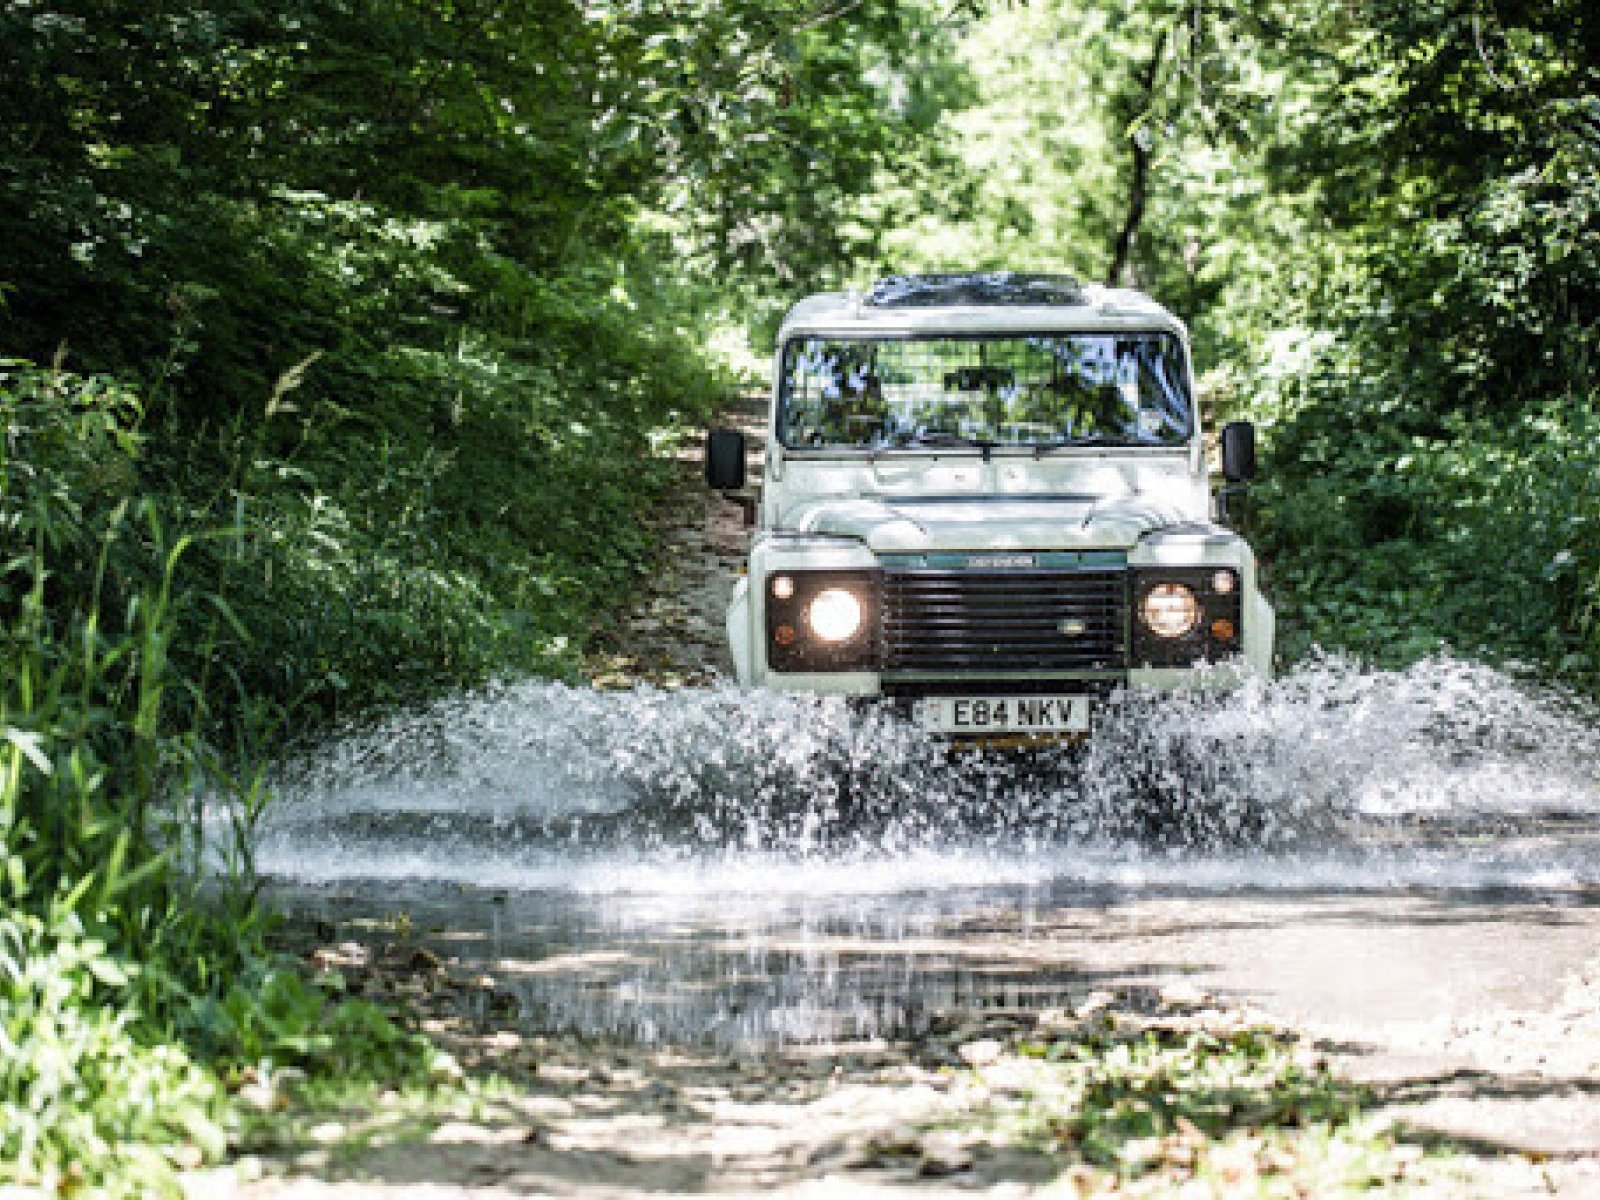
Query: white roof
778,284,1187,343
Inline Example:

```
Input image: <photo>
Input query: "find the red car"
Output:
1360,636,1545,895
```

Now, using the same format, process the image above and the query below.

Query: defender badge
966,554,1037,569
1057,617,1087,638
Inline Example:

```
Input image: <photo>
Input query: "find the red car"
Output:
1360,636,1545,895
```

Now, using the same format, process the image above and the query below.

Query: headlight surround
1133,568,1243,666
765,570,879,672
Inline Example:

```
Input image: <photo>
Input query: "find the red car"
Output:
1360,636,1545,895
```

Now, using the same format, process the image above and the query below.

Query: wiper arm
900,431,999,461
901,431,986,448
1045,434,1147,448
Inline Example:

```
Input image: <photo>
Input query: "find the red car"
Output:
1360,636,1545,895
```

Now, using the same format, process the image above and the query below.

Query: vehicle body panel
720,278,1274,710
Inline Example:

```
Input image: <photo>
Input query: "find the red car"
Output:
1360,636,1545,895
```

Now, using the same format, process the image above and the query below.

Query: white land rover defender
705,273,1273,740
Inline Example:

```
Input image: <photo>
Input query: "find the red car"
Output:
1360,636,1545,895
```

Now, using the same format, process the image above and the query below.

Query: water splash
251,654,1600,892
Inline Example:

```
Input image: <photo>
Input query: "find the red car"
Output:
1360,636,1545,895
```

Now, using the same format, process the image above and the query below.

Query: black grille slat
884,619,1123,634
881,569,1127,672
888,655,1118,669
884,602,1124,618
886,632,1117,645
880,579,1120,593
884,619,1120,633
884,599,1124,609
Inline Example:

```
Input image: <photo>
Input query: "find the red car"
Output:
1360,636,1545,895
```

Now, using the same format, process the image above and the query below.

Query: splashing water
250,654,1600,893
243,655,1600,1048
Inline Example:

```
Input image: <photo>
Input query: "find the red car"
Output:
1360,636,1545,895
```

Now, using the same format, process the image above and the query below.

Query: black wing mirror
1221,420,1257,483
704,427,747,492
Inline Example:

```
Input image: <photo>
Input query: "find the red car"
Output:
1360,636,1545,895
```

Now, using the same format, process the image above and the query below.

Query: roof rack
866,272,1087,309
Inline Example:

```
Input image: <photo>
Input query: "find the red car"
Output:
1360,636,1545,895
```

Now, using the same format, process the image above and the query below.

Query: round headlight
1141,583,1202,639
807,588,863,642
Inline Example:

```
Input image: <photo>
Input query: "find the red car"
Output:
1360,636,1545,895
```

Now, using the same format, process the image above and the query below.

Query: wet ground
236,417,1600,1196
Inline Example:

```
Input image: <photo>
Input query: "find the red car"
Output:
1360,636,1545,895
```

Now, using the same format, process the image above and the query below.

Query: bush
1254,381,1600,687
0,910,226,1198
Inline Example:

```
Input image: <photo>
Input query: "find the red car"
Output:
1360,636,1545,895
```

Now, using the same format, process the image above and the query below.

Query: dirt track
584,399,763,691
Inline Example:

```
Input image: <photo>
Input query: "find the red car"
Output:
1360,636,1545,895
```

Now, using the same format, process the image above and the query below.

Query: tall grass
0,363,428,1193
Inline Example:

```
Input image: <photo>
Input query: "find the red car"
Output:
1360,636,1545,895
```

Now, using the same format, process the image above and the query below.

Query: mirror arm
1216,482,1249,525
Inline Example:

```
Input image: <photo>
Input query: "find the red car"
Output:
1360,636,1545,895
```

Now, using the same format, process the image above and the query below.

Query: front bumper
727,533,1275,693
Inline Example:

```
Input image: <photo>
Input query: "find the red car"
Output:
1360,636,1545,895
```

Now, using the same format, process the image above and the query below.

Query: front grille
880,569,1127,672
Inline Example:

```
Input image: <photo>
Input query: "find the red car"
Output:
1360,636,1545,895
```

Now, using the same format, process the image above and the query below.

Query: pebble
428,1051,465,1083
919,1140,974,1176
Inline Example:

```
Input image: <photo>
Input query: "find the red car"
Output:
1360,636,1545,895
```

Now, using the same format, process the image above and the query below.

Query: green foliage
198,966,430,1084
1230,0,1600,680
1253,378,1600,684
0,909,226,1198
1,363,192,943
0,489,228,1194
1287,0,1600,411
1027,1023,1366,1169
0,365,445,1191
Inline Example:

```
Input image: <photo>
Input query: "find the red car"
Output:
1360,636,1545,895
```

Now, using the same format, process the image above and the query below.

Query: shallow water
248,656,1600,1049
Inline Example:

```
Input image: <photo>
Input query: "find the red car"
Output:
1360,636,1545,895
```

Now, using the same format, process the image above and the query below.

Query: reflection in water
484,890,1065,1048
252,656,1600,1049
276,873,1600,1051
282,880,1124,1049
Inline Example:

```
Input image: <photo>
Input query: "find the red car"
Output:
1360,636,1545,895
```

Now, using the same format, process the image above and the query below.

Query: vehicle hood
782,493,1193,551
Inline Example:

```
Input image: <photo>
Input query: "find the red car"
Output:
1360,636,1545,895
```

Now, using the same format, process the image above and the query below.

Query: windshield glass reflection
779,334,1192,450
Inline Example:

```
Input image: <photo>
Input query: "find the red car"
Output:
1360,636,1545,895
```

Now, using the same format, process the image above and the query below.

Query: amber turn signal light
773,623,797,646
1210,618,1236,642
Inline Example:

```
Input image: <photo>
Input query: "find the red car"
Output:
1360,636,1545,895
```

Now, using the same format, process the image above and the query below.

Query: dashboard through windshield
778,333,1192,451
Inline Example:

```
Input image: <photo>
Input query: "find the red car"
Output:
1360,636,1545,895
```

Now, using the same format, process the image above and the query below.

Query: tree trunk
1107,30,1168,288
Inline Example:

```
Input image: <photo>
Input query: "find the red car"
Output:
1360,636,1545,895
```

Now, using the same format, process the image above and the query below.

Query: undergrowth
0,306,715,1192
1249,377,1600,691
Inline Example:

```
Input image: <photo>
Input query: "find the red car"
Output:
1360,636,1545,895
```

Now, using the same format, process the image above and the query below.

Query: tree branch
791,0,868,37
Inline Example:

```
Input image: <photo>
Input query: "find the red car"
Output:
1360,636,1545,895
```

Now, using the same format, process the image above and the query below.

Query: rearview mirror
1221,421,1257,483
705,427,747,491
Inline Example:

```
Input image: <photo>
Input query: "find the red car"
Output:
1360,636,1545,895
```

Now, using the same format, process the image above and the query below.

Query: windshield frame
773,330,1196,456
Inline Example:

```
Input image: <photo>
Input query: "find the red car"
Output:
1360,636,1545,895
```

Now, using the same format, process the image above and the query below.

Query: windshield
778,333,1192,450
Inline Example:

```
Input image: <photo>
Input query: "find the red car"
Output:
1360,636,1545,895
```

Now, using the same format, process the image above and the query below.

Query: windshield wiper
897,431,1000,461
900,431,987,448
1045,434,1151,449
